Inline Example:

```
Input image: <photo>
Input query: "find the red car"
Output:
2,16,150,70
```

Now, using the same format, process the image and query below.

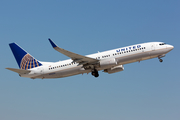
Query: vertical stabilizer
9,43,42,70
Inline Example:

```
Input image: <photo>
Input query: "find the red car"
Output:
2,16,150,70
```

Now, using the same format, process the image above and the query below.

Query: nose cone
167,45,174,51
169,45,174,50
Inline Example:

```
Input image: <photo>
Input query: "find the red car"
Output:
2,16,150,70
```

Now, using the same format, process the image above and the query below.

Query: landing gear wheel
91,69,99,78
94,73,99,77
159,59,163,62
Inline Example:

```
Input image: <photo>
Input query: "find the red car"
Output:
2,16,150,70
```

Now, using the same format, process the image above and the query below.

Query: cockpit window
159,43,166,45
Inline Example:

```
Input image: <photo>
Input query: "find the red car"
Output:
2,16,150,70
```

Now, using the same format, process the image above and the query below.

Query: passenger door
151,43,155,51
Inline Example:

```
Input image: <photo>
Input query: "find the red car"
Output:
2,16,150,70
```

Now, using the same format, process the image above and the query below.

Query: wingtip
48,38,57,48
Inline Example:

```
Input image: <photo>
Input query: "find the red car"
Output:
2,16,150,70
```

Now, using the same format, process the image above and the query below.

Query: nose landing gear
159,59,163,62
91,69,99,78
158,54,165,63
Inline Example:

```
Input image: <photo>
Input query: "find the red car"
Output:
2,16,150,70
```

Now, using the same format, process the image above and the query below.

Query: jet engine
103,65,124,74
100,58,117,68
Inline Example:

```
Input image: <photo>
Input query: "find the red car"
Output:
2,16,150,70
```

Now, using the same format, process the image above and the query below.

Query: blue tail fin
9,43,42,70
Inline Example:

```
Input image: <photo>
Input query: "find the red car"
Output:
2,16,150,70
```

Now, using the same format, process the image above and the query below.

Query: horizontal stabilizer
6,68,31,74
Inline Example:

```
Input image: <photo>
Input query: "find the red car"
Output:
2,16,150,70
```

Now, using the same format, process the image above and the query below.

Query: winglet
48,38,57,48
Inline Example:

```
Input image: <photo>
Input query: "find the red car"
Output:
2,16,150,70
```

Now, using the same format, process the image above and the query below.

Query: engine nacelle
100,58,117,69
103,65,124,74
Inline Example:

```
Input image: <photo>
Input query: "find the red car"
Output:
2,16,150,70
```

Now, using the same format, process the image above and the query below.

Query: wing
6,68,31,74
48,39,99,66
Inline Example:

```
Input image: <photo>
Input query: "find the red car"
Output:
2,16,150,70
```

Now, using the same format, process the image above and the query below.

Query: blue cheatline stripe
9,43,42,69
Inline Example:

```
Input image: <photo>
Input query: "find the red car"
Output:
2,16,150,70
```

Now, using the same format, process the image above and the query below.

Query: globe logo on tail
20,54,42,70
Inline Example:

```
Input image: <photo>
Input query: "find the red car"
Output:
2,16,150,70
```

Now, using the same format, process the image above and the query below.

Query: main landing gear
91,69,99,78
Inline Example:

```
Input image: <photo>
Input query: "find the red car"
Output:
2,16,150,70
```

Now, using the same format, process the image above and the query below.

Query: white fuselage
21,42,174,79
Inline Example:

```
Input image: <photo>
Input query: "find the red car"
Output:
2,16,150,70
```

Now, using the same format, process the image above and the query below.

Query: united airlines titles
116,45,141,52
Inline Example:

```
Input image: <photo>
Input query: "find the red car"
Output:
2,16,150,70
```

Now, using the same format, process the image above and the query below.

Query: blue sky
0,0,180,120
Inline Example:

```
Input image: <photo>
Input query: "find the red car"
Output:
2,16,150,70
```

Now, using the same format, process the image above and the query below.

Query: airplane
6,39,174,79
